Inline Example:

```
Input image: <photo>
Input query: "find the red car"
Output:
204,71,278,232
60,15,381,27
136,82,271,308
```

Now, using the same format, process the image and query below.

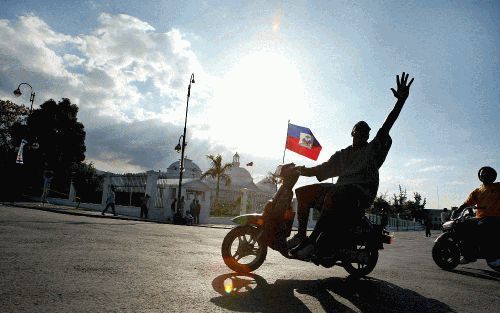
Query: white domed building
165,158,203,179
157,153,276,217
202,153,276,214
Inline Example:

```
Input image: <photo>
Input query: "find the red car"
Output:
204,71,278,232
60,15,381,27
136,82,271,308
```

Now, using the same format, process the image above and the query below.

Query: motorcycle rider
288,72,414,259
456,166,500,263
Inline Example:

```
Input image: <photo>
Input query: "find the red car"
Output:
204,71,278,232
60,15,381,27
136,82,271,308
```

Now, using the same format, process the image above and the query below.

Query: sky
0,0,498,210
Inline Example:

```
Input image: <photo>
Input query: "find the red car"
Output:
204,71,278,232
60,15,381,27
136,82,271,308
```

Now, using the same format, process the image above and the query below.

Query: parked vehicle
221,163,392,277
432,206,500,272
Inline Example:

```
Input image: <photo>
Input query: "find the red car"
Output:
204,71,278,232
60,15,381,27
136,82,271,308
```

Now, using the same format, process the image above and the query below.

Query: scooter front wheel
342,244,379,277
221,225,268,273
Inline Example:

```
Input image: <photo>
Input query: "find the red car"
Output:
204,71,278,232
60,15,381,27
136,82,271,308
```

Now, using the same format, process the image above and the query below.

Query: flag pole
282,120,290,164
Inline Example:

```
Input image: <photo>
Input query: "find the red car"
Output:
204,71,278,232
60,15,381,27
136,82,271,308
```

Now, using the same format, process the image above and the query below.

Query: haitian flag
285,123,322,160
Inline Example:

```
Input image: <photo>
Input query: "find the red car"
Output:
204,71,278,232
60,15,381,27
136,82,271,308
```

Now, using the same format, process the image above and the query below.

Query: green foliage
201,154,232,211
0,100,30,200
72,162,103,203
372,185,427,220
0,98,87,200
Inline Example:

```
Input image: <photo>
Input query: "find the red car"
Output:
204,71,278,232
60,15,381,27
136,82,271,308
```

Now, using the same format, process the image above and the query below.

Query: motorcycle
221,163,393,277
432,206,500,272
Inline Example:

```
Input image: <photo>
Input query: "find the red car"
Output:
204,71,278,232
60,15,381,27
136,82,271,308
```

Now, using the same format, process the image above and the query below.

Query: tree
263,171,281,192
201,154,232,211
371,192,391,214
0,99,29,154
72,162,103,203
391,185,407,216
23,98,86,195
0,100,30,200
406,192,427,221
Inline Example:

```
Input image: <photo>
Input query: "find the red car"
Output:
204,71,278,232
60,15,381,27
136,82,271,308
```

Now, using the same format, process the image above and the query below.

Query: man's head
351,121,371,147
478,166,497,185
443,208,448,212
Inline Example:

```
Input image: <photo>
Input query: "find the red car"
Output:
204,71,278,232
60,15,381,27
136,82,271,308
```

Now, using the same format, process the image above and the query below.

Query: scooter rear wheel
222,225,268,273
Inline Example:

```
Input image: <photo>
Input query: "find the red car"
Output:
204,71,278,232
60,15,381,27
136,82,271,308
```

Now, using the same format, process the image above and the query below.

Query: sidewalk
1,201,235,230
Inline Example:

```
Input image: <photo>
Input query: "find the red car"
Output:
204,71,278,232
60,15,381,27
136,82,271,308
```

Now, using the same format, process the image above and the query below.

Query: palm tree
201,154,232,210
264,171,281,192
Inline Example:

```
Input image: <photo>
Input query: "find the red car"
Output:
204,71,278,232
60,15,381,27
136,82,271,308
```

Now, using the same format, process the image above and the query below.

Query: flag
246,162,253,166
285,123,322,160
16,139,28,164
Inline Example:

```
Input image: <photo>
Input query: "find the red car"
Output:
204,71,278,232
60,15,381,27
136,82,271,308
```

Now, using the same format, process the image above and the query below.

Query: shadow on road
211,273,454,313
452,267,500,281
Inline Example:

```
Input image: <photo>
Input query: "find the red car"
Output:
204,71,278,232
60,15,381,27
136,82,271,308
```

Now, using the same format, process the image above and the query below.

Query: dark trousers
425,227,431,237
295,183,367,245
193,213,200,224
140,205,148,219
102,203,116,215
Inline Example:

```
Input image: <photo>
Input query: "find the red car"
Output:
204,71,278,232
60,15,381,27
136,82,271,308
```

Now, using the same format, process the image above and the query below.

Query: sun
207,51,312,157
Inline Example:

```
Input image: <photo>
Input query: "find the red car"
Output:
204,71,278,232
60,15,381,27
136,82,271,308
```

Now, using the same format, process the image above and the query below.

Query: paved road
0,204,498,313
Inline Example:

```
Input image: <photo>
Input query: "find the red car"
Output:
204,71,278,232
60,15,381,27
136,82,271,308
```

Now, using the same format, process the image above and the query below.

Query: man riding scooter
455,166,500,264
288,72,414,259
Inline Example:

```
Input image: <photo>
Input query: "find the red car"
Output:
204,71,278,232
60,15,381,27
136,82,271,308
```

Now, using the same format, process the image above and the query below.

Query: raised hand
391,72,414,101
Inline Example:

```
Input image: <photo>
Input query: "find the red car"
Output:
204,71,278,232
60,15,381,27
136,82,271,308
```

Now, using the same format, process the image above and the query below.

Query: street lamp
13,82,36,113
174,73,195,223
13,82,38,164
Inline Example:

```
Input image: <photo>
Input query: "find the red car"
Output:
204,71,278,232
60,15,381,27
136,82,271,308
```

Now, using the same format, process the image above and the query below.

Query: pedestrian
170,198,177,217
440,208,450,225
179,196,185,215
102,186,116,216
193,199,201,224
380,209,389,228
140,194,150,219
425,215,432,237
190,198,197,221
41,169,54,204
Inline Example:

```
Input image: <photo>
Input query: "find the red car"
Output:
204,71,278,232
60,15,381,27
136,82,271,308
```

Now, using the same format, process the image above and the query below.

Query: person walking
140,194,150,219
190,198,197,220
179,196,185,216
440,208,450,230
425,215,432,237
102,186,116,216
193,199,201,224
170,198,177,218
41,169,54,204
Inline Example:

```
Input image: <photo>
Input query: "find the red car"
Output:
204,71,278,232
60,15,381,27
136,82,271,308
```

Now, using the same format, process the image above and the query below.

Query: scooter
432,206,500,272
221,163,393,277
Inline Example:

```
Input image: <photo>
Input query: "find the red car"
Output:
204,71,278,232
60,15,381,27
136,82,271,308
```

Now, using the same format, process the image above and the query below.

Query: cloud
0,13,212,168
404,158,427,167
0,13,287,177
418,165,453,173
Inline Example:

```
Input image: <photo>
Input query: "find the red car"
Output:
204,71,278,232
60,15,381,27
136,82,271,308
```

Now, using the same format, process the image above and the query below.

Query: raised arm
380,72,414,135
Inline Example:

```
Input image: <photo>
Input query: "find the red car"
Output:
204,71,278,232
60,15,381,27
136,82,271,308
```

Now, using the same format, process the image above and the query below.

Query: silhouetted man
289,72,414,259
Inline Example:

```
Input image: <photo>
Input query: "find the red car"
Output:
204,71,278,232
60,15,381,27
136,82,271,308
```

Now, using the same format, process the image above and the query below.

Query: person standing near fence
190,198,197,220
170,198,177,219
140,194,150,219
194,199,201,224
424,214,432,237
41,169,54,204
102,186,116,216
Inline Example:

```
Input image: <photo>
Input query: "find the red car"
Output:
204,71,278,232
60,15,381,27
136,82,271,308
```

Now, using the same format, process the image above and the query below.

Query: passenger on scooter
457,166,500,263
288,72,414,259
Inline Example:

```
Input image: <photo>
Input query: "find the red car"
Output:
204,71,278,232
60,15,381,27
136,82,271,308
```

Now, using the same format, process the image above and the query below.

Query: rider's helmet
478,166,497,184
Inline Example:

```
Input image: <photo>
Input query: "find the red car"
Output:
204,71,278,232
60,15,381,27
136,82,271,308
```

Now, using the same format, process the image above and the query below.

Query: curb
0,202,235,230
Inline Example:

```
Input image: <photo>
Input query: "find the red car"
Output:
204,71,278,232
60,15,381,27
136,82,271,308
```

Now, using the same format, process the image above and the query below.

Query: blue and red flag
285,123,322,160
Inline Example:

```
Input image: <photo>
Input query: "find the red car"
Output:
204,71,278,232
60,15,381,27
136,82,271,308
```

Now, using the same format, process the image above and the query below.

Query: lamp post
174,73,195,223
13,82,38,164
13,82,36,113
